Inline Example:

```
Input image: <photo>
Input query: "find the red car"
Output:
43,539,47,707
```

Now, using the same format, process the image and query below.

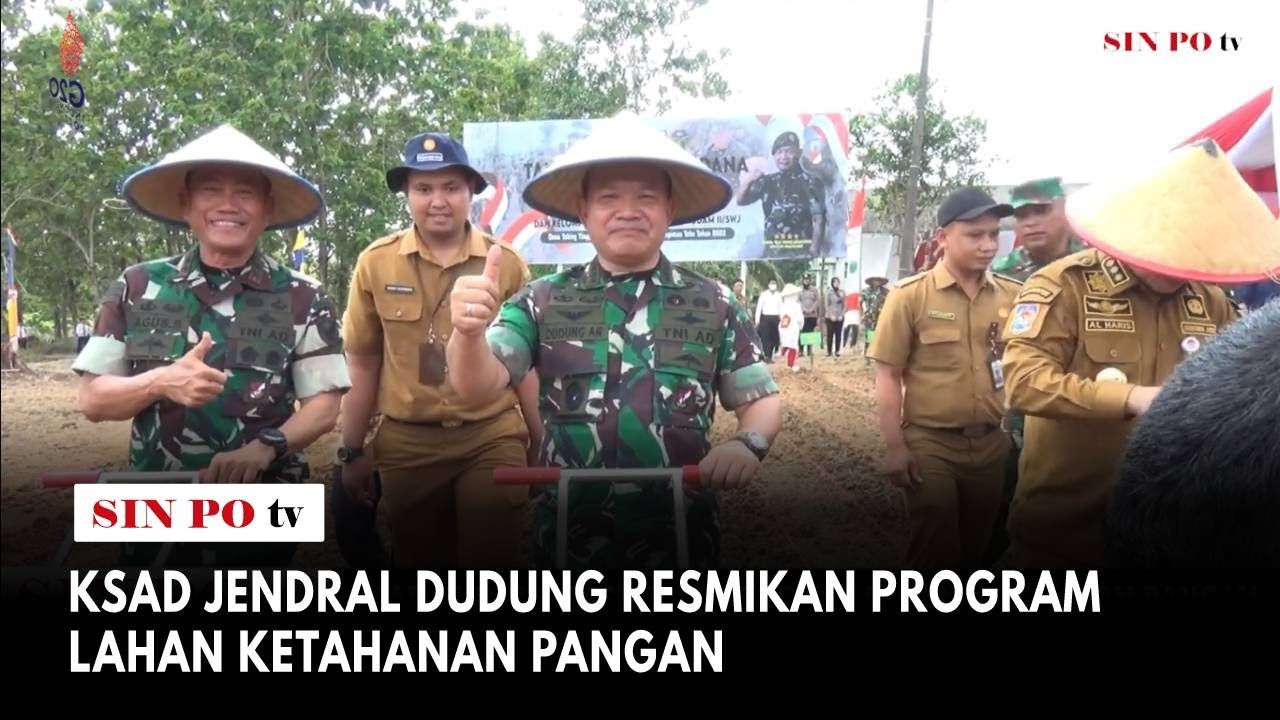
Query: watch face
739,432,767,458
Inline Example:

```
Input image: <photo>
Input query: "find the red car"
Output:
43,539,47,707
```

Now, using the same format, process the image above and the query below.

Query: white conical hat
522,114,732,226
121,125,324,231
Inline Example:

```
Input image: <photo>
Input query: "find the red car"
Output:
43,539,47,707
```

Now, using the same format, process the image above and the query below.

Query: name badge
927,310,956,321
385,284,416,295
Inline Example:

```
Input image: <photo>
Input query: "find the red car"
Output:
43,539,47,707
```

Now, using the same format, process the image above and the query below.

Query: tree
848,74,992,272
571,0,728,115
1,0,731,336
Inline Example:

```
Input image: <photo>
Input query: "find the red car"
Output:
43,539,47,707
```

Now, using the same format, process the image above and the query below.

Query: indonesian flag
847,178,866,230
845,178,866,262
1178,87,1277,216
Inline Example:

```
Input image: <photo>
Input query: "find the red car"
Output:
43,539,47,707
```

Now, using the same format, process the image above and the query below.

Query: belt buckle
441,419,463,429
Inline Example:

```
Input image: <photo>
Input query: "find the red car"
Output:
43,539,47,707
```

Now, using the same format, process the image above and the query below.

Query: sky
463,0,1279,184
24,0,1280,185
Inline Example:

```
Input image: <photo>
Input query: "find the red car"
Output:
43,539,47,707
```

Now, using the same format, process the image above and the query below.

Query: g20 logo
49,76,86,109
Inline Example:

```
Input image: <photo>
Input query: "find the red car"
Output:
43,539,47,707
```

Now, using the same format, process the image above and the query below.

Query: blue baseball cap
385,132,487,194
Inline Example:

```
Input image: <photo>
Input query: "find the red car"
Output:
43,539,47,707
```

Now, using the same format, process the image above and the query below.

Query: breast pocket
373,289,424,368
1083,334,1142,378
124,331,186,372
915,325,962,372
540,346,605,424
653,339,716,430
224,310,295,418
124,300,190,372
227,304,295,372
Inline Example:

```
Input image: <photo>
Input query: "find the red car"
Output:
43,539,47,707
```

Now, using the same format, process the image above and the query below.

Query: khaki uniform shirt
1001,248,1239,564
868,263,1022,429
344,223,530,423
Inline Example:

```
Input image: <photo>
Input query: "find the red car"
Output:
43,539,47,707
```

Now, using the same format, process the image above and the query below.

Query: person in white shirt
777,284,804,372
754,280,783,361
843,303,862,352
74,319,92,353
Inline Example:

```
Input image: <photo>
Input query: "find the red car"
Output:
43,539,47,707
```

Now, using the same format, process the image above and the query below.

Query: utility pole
901,0,934,278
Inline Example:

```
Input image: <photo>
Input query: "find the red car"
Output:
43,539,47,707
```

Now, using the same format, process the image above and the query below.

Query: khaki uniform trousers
901,424,1010,570
372,408,529,569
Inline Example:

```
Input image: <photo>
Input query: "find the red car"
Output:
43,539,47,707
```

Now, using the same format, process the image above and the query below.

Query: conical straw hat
522,115,732,226
1066,139,1280,282
121,124,324,231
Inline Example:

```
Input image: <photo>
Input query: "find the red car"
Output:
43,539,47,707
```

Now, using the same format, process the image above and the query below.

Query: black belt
934,423,1000,439
385,416,469,429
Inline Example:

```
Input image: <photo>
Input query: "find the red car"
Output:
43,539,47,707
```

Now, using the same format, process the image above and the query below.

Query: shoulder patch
1004,302,1047,339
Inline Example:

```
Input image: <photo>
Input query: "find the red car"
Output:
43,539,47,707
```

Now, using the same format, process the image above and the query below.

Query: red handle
42,471,102,488
681,465,701,485
494,467,563,485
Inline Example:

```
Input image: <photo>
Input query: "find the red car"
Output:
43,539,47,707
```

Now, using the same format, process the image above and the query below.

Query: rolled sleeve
293,354,352,398
717,292,778,410
72,336,128,377
72,275,129,377
291,287,351,398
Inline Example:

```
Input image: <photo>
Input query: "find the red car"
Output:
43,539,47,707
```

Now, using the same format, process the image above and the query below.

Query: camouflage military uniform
73,247,350,563
485,254,779,569
991,236,1086,282
861,285,889,330
739,165,826,243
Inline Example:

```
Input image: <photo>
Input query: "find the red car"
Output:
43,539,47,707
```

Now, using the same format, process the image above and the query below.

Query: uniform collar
931,261,994,291
576,252,688,290
172,244,278,291
397,221,490,268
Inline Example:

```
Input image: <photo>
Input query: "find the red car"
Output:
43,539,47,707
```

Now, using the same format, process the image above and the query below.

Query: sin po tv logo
1103,31,1242,52
50,12,86,131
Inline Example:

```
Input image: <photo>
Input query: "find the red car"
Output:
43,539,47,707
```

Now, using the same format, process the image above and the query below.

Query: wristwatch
731,431,770,461
256,428,290,461
337,446,364,464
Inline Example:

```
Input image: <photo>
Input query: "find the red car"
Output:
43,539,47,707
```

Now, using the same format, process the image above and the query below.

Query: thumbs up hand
158,331,228,407
451,244,505,337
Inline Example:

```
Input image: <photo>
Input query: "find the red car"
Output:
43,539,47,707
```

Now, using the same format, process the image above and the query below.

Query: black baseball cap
936,187,1013,227
386,132,487,193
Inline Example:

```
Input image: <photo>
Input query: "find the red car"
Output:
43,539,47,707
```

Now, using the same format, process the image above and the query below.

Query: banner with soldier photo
463,113,852,263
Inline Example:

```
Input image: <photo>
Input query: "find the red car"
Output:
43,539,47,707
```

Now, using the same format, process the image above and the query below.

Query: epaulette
364,230,406,252
992,272,1024,286
893,272,926,288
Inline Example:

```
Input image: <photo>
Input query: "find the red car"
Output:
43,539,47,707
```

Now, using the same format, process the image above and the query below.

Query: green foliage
848,73,992,243
1,0,728,335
